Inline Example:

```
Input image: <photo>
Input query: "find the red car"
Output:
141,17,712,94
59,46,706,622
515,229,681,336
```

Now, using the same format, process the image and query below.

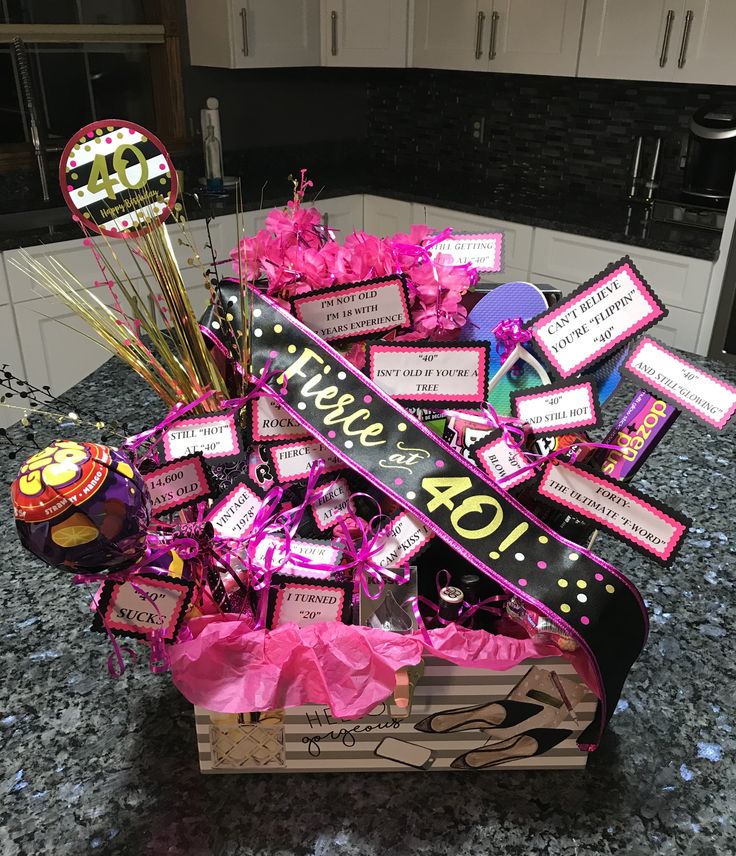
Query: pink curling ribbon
492,317,534,378
331,504,410,603
445,404,530,455
408,570,509,648
492,317,533,363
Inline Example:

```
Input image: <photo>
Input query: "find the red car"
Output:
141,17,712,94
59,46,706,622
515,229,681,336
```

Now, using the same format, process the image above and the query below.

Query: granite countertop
0,175,723,262
1,349,734,856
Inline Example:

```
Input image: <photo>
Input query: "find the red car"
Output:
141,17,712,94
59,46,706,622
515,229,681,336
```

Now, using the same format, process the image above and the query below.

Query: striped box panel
195,656,595,773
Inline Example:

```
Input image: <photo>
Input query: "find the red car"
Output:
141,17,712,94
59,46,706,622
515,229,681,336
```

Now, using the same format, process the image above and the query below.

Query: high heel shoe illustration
414,699,543,734
450,728,573,770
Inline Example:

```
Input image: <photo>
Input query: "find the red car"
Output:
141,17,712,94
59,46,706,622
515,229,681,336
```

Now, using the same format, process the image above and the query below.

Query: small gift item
11,440,150,573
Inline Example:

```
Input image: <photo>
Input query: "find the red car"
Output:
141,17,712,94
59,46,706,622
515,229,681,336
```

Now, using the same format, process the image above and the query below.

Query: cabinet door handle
240,8,249,57
678,10,693,68
659,9,675,67
331,10,338,56
474,11,486,59
489,11,499,61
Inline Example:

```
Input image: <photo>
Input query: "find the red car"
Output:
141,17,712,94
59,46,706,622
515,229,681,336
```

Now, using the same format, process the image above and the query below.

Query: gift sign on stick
59,119,179,237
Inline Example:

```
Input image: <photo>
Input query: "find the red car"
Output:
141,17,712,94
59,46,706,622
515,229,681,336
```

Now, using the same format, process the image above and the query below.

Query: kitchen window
0,0,186,172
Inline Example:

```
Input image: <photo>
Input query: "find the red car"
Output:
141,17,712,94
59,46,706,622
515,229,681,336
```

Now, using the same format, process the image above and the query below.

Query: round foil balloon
11,440,151,574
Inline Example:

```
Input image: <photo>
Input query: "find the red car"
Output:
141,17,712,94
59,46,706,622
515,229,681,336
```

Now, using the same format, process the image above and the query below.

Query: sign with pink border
510,379,600,436
367,341,490,408
143,454,213,514
93,573,193,641
207,482,262,539
162,410,242,462
470,432,534,489
310,477,356,531
624,337,736,430
529,257,666,378
369,511,434,568
428,232,504,272
537,461,689,565
291,275,412,343
267,576,352,628
268,439,344,483
249,395,310,442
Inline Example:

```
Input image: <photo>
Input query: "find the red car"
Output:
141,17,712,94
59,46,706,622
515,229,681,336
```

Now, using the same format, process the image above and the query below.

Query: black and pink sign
624,337,736,430
510,379,600,436
529,258,666,378
537,461,689,565
367,341,490,408
291,275,412,343
143,454,212,514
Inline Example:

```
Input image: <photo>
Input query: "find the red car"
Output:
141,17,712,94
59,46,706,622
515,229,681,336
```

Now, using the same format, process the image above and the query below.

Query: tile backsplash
6,67,736,211
366,70,736,199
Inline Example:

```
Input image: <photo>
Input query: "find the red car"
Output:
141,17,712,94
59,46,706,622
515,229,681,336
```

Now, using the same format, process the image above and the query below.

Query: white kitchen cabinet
14,288,116,395
489,0,584,76
5,236,112,304
308,194,364,238
671,0,736,85
412,0,491,71
413,204,533,282
186,0,320,69
0,306,25,429
649,305,702,351
530,228,714,354
412,0,582,76
530,228,713,314
321,0,408,67
363,196,413,237
579,0,736,84
579,0,679,81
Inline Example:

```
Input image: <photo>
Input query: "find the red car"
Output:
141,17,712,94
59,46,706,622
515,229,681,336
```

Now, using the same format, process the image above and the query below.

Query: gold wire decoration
9,191,251,411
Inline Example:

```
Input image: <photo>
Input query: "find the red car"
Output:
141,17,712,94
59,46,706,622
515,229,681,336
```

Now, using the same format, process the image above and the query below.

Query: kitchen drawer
308,194,364,237
412,204,533,274
6,236,110,304
0,305,24,428
14,288,117,395
167,217,225,275
647,306,702,353
363,195,413,237
526,272,578,297
479,265,532,287
530,228,713,313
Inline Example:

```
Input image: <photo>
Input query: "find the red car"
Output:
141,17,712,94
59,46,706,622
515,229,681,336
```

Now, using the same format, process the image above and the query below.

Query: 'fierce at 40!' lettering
250,287,649,750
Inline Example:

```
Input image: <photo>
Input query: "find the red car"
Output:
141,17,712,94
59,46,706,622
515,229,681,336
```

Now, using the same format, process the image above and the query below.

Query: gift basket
7,121,736,773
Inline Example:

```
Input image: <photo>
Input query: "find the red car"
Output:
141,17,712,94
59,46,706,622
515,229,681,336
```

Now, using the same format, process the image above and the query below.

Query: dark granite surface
1,350,734,856
0,174,722,261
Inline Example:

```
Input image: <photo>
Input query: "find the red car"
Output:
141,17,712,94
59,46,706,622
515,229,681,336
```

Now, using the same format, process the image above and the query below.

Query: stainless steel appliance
684,106,736,205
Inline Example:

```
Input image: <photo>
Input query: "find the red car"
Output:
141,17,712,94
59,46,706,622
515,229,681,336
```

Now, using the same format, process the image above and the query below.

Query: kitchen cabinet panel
490,0,584,77
6,237,112,304
530,228,713,313
0,306,24,429
414,204,533,275
321,0,408,67
648,305,702,351
186,0,320,68
308,194,364,237
673,0,736,85
14,289,116,396
363,196,413,237
412,0,491,71
578,0,679,81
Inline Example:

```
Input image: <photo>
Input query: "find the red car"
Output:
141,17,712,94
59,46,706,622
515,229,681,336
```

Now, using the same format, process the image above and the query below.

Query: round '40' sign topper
59,119,179,238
